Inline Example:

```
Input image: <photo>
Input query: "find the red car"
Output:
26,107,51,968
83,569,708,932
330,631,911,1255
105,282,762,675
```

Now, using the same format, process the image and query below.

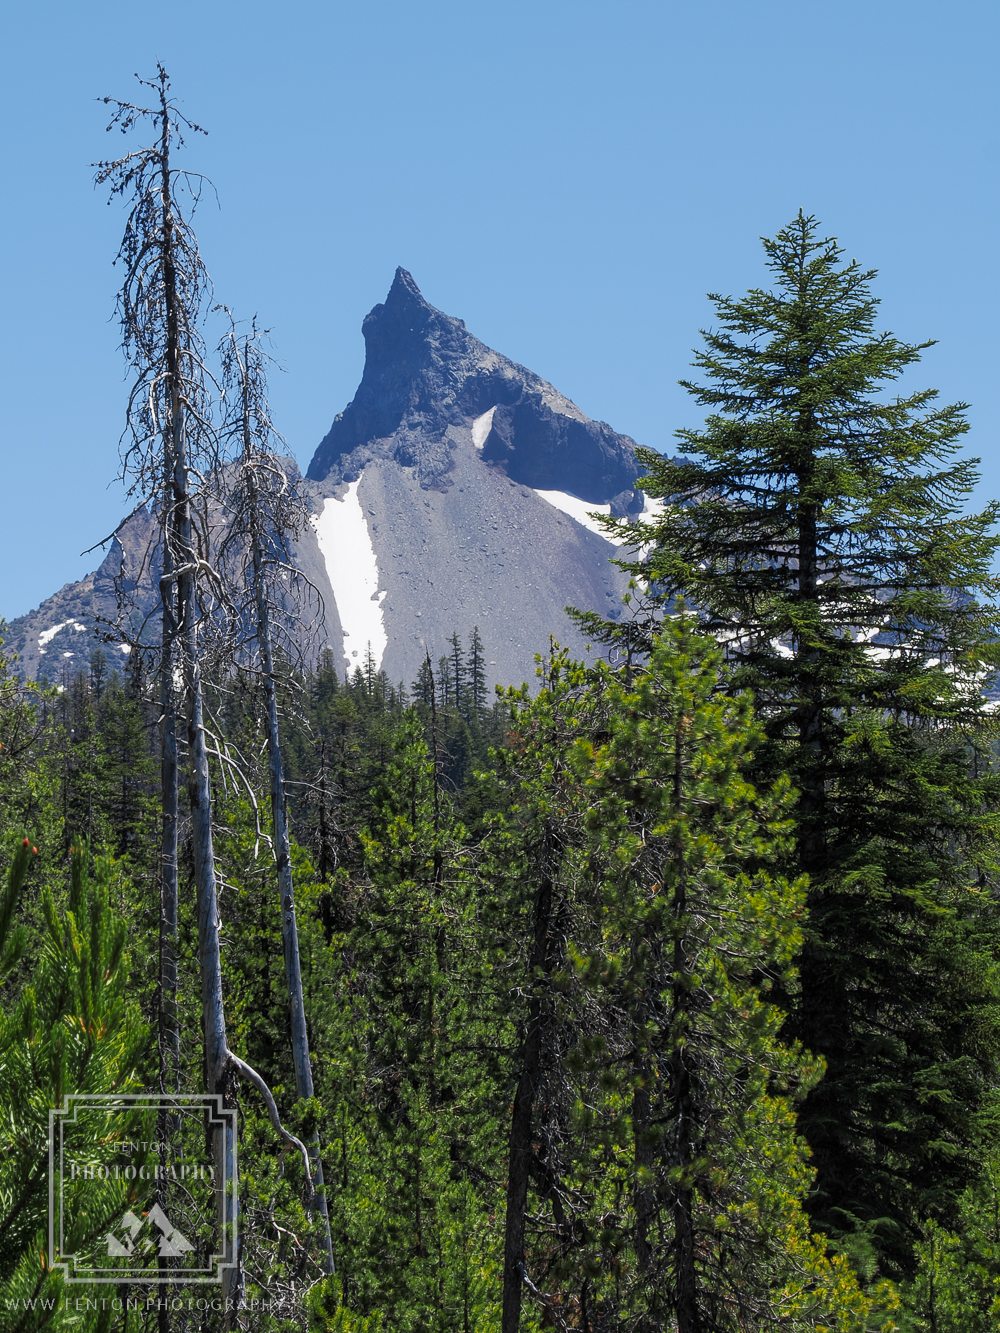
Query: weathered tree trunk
103,70,318,1320
255,534,335,1273
157,102,239,1307
158,536,180,1095
156,540,179,1333
172,472,240,1308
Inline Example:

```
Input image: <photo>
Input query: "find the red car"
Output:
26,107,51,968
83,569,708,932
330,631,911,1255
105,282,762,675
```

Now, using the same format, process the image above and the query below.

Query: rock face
7,271,649,690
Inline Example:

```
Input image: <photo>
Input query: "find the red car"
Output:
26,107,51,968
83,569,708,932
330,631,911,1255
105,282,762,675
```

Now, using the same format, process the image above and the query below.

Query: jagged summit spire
388,266,424,302
361,266,442,347
368,266,433,327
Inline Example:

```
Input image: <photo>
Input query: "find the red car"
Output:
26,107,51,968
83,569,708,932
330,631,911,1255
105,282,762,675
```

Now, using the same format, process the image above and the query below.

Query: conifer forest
5,70,1000,1332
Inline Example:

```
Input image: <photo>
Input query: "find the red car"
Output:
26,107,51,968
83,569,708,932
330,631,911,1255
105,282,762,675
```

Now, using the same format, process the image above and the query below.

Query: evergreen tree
487,648,598,1333
0,632,40,802
0,841,146,1328
465,626,488,723
488,628,891,1329
437,653,453,708
596,213,1000,1269
574,621,892,1330
93,674,157,861
51,670,101,848
902,1131,1000,1329
448,632,465,713
411,654,436,711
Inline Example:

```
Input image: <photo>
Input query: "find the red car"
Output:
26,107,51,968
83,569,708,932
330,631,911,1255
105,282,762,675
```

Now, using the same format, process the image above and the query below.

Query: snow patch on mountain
532,490,666,545
471,407,496,451
534,490,615,542
311,476,388,671
37,620,86,653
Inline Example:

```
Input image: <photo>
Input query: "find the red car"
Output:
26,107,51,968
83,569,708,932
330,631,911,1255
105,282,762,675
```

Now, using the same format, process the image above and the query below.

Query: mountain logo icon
106,1204,194,1259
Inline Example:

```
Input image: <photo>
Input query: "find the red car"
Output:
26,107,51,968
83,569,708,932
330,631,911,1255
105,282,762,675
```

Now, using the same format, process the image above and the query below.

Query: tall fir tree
486,648,599,1333
592,213,1000,1270
448,632,465,714
903,1137,1000,1329
487,629,891,1329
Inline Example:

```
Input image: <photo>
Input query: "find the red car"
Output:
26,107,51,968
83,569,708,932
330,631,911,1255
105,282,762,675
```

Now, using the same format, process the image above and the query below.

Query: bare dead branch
226,1051,314,1197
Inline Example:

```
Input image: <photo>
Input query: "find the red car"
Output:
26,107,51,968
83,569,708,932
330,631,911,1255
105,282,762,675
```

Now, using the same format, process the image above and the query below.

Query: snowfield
311,475,388,671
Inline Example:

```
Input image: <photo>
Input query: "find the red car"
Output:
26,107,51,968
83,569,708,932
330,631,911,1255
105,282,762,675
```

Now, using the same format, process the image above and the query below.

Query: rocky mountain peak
387,264,423,301
307,272,644,507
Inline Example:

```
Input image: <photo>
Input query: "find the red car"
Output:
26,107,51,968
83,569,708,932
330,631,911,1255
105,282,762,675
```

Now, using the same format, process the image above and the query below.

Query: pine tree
574,620,892,1330
0,841,146,1327
301,650,347,883
93,674,157,861
598,213,1000,1269
411,654,436,711
311,711,500,1329
488,648,597,1333
904,1141,1000,1329
448,632,465,713
488,628,891,1329
438,654,453,708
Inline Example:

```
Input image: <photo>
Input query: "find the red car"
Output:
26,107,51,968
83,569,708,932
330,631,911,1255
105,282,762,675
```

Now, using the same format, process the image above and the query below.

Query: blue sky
1,0,997,620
